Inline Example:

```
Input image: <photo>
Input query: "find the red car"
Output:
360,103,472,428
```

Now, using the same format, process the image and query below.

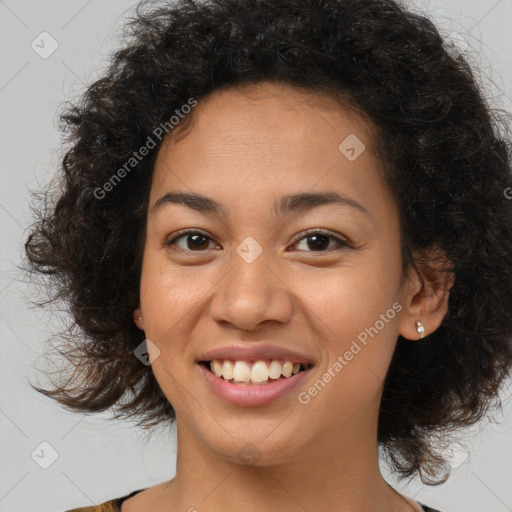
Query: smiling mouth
199,359,313,385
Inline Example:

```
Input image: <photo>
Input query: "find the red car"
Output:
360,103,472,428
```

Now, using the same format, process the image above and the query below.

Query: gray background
0,1,511,511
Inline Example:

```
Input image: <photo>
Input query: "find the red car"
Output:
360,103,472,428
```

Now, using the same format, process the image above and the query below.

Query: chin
201,426,311,467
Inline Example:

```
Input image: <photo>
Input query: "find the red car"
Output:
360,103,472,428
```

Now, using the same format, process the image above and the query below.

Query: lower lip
198,363,312,407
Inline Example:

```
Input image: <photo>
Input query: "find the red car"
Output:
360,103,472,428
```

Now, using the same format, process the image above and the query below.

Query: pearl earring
415,320,426,339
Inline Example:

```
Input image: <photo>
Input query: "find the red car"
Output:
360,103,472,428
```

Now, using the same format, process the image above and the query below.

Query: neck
154,401,416,512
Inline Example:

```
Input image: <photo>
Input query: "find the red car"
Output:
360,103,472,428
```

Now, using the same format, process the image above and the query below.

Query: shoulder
421,505,444,512
64,500,117,512
65,489,146,512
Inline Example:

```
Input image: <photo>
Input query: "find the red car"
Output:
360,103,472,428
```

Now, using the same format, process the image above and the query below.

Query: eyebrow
152,190,371,218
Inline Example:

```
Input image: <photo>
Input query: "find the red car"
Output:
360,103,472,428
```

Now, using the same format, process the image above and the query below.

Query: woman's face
135,81,416,464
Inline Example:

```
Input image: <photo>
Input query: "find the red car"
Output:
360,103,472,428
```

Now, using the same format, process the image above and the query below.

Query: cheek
296,247,402,341
292,251,402,409
138,255,227,401
138,259,206,410
140,255,217,326
296,271,400,380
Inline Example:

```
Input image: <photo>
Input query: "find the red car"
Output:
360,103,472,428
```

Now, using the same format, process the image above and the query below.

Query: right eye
164,229,219,252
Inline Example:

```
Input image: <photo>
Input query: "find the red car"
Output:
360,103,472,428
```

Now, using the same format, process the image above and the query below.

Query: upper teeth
210,359,304,383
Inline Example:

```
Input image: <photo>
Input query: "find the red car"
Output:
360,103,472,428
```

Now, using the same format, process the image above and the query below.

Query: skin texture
128,81,453,512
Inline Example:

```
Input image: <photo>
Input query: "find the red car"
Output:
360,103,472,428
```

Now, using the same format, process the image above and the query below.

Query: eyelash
164,228,351,254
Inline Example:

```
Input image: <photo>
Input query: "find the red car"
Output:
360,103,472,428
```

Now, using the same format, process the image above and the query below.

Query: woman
24,0,512,511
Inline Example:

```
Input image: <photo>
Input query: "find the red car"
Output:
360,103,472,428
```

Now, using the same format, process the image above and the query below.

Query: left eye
291,230,349,252
294,230,350,252
165,229,349,253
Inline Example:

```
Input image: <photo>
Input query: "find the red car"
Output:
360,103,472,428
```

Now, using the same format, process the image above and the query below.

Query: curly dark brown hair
24,0,512,486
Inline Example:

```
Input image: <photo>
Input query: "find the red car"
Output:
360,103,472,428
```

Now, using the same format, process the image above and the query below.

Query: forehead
164,81,372,153
149,81,392,222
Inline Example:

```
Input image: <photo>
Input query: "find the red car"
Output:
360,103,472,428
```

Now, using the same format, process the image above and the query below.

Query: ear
398,246,455,340
133,308,145,331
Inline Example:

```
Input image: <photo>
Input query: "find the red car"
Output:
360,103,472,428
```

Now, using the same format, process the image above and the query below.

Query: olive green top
65,488,442,511
65,489,145,512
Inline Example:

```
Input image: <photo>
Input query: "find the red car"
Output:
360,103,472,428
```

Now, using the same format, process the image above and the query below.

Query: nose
208,247,293,332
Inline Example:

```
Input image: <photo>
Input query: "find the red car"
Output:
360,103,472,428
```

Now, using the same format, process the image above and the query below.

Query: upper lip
197,343,315,366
